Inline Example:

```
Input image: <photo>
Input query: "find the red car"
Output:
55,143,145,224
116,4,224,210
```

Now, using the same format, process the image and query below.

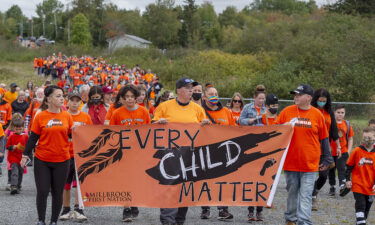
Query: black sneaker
122,208,133,222
218,209,233,221
10,185,18,195
329,186,335,196
340,187,351,197
256,211,264,221
130,207,139,218
200,209,210,219
36,221,46,225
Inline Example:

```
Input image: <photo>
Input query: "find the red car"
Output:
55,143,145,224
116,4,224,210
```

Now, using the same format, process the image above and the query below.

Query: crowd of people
0,54,374,225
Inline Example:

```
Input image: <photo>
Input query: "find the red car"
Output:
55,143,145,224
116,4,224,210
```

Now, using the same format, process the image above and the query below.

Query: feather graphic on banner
78,129,118,158
78,146,123,183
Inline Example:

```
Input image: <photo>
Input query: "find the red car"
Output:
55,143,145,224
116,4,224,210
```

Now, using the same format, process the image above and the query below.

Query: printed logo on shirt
294,118,312,128
120,118,144,125
46,119,63,128
74,122,87,126
358,157,373,166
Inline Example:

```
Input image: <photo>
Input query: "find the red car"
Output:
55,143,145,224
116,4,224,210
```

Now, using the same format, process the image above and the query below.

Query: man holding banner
277,84,333,225
153,77,209,225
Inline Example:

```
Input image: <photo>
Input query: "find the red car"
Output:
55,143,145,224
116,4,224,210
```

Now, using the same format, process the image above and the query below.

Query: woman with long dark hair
21,85,73,225
311,88,340,210
81,86,108,125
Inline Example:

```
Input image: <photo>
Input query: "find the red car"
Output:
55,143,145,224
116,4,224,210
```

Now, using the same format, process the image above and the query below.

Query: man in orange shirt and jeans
276,84,333,225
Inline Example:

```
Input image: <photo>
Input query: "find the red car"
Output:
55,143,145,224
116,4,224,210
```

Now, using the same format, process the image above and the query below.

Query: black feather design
78,129,118,158
78,146,123,183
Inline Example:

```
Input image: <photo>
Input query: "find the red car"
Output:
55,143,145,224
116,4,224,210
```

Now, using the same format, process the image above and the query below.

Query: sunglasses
232,100,242,103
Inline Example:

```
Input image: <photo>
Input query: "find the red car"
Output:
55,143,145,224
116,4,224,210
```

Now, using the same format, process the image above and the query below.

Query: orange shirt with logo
230,109,241,124
317,108,331,133
110,105,151,126
347,146,375,195
69,111,93,158
31,110,73,162
206,107,236,126
276,105,328,172
0,102,12,126
330,120,354,156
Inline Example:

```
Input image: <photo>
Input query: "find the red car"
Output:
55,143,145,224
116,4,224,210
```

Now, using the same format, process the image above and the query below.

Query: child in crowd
5,117,28,195
329,105,354,194
345,127,375,225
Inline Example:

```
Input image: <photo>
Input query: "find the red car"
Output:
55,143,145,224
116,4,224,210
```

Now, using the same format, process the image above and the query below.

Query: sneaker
256,211,264,221
5,183,11,191
312,196,318,211
248,211,257,222
73,208,87,222
36,221,46,225
49,223,57,225
122,208,133,222
59,207,72,221
339,186,351,197
329,186,335,196
218,209,233,221
131,207,139,218
200,209,211,219
10,185,18,195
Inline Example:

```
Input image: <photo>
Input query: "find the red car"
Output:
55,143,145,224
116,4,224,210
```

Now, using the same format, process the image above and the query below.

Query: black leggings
328,153,349,186
353,192,373,224
34,157,70,223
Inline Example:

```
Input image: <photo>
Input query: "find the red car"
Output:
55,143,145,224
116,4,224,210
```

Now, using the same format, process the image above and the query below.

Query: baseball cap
68,92,82,100
176,78,194,89
102,86,114,94
10,83,18,88
290,84,314,96
192,81,200,87
266,94,279,106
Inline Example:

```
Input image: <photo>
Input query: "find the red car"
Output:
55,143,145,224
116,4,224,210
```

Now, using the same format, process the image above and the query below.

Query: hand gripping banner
73,123,293,208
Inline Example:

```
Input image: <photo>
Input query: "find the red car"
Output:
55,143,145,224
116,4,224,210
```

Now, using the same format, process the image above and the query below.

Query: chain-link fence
220,98,375,146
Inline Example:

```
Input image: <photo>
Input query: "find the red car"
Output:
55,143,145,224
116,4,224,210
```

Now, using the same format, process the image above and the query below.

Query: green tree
71,13,92,49
197,2,222,48
218,6,241,27
250,0,317,15
142,0,181,49
36,0,64,40
180,0,200,47
327,0,375,15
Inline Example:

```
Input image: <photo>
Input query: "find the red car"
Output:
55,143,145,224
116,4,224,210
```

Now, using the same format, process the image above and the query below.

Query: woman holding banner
21,85,73,225
153,77,209,225
110,84,151,222
199,84,236,221
239,85,267,221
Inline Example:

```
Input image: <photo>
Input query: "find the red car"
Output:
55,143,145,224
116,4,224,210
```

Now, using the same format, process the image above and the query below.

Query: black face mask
91,99,101,105
269,108,278,114
192,93,202,101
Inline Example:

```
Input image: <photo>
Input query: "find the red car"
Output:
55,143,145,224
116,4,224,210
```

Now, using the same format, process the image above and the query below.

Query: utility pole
42,16,45,37
54,12,58,39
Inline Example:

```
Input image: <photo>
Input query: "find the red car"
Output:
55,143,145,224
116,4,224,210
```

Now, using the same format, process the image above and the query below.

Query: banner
73,123,293,208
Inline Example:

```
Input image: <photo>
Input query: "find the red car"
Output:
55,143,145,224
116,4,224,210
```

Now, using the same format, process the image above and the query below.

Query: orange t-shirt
230,109,241,124
31,110,73,162
0,123,4,137
276,105,328,172
25,100,42,130
347,146,375,195
105,103,118,121
0,102,12,126
72,74,82,87
69,111,92,158
138,102,155,116
261,114,277,125
330,120,354,156
110,105,151,125
206,107,236,126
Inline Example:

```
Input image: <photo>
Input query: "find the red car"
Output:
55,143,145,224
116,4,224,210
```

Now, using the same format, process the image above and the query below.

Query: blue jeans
284,171,317,225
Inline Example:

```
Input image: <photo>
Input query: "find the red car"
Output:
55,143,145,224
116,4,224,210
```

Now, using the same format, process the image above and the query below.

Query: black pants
248,206,263,213
10,163,23,187
353,192,373,225
160,207,188,224
201,206,228,211
34,157,69,223
328,153,349,186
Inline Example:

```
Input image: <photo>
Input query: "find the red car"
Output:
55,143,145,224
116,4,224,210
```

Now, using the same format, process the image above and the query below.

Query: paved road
0,164,374,225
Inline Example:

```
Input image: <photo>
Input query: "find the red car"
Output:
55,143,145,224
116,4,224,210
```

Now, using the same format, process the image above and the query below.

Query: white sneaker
72,209,88,222
59,211,73,221
5,184,11,191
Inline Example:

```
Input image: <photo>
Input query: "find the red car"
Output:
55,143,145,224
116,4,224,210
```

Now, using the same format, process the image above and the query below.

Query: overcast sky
1,0,338,18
